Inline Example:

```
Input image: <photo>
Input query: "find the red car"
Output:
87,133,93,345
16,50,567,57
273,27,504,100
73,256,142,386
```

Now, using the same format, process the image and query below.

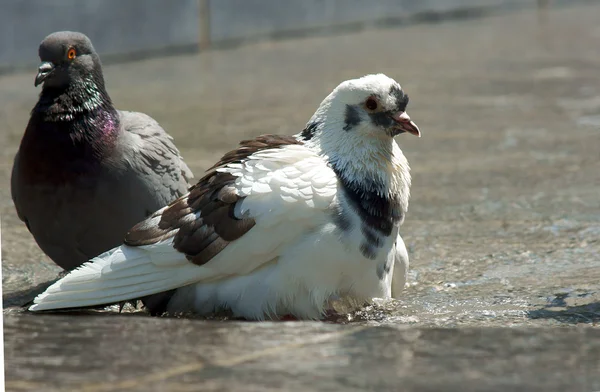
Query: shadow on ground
2,278,59,308
528,292,600,325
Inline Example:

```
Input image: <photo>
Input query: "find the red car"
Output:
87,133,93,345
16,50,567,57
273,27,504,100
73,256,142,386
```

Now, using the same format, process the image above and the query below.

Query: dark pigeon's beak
34,62,55,87
390,111,421,137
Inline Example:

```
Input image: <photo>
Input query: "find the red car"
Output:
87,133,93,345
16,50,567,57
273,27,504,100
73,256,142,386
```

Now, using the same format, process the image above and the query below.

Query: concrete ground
2,3,600,391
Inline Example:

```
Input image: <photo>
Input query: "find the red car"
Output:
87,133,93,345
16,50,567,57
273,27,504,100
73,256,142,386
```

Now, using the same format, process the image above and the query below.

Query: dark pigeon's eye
365,97,378,111
67,48,76,60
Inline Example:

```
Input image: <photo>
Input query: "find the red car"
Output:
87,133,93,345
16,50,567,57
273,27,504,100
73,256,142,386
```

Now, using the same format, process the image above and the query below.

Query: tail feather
57,264,173,290
32,279,185,309
29,241,202,312
40,271,190,300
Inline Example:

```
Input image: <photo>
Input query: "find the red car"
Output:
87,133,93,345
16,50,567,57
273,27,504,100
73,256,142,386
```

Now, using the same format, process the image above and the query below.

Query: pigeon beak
390,111,421,137
34,62,55,87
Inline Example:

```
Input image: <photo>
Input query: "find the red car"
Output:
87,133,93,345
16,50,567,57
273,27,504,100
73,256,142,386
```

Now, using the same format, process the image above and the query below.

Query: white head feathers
298,73,419,202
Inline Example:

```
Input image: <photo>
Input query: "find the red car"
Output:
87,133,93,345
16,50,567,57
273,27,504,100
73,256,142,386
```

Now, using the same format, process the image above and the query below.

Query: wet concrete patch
4,314,600,391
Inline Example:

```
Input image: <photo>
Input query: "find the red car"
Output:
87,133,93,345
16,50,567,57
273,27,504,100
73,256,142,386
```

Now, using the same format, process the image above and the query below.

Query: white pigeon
29,73,421,320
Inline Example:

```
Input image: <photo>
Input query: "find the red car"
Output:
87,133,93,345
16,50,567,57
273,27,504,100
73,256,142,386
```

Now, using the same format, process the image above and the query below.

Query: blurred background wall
0,0,532,72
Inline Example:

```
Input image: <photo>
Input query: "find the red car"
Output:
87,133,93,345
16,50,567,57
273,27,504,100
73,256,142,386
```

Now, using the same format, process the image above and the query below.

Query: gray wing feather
118,110,193,209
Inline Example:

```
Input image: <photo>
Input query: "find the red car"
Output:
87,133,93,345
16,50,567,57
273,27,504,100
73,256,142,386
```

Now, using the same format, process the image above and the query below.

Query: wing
126,134,337,270
119,110,193,207
30,135,339,311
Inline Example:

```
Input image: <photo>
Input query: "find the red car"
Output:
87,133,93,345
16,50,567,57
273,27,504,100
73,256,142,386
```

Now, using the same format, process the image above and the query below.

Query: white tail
29,240,202,311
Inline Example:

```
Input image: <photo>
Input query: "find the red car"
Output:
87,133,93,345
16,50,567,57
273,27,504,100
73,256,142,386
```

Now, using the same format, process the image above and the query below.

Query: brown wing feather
124,134,303,266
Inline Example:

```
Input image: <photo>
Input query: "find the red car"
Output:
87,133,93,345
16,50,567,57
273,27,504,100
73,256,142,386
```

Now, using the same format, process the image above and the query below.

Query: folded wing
30,135,338,311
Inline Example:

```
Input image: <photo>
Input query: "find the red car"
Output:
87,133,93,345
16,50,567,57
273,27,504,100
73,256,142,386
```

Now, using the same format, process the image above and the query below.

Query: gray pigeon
11,31,193,312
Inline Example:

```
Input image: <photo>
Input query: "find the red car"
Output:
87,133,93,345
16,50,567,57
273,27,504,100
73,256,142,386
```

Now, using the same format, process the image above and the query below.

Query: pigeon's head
35,31,103,89
306,74,420,142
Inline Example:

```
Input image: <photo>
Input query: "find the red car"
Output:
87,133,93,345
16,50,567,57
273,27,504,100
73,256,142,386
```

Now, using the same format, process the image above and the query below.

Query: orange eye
67,48,76,59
